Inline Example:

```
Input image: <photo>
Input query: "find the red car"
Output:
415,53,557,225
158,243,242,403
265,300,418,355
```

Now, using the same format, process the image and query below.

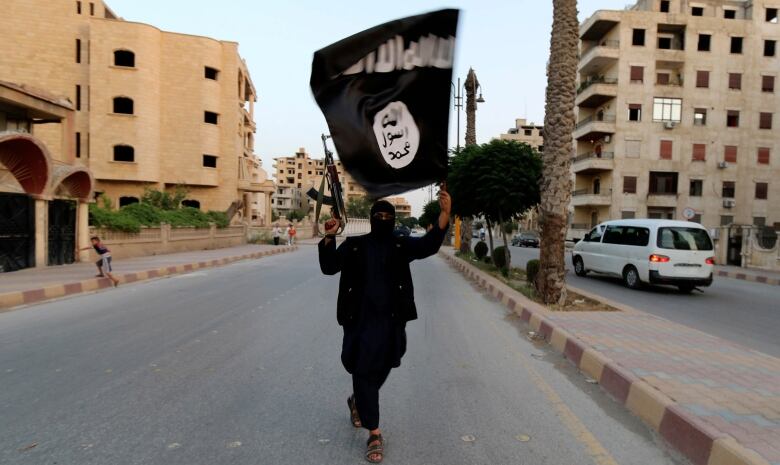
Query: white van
572,219,715,293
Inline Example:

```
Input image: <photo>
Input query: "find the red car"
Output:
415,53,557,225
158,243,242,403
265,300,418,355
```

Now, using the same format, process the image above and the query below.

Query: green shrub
206,211,229,228
483,256,492,264
88,201,229,232
493,245,510,270
474,241,488,259
526,259,540,284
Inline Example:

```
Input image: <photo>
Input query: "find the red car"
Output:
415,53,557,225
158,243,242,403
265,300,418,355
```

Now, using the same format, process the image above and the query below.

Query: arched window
119,196,139,207
182,199,201,209
113,145,134,162
113,97,134,115
114,50,135,67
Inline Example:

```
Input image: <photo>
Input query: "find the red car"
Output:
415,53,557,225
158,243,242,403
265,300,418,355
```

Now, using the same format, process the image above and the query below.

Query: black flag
310,9,459,199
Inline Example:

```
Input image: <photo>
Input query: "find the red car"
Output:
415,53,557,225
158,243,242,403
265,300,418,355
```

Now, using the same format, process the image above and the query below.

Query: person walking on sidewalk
318,189,451,463
273,223,282,246
287,223,297,246
77,236,119,286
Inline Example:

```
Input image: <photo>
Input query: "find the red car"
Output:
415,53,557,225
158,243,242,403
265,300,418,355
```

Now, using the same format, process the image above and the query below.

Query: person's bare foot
112,277,119,287
366,430,383,463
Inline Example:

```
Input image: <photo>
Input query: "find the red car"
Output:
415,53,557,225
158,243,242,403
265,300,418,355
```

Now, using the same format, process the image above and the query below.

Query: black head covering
370,200,396,237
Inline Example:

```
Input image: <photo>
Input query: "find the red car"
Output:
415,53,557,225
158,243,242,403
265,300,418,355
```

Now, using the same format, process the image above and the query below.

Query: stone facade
572,0,780,242
0,0,274,223
386,196,412,218
499,118,545,152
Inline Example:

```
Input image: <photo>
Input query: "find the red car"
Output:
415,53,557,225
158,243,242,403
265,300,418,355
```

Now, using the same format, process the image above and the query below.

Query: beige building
386,197,412,218
0,0,274,225
571,0,779,258
1,81,95,272
499,118,545,152
273,147,367,217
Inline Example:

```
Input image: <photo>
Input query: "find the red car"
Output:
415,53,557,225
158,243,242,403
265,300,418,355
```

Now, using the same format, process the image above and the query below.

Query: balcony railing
577,76,618,94
572,152,614,163
575,113,616,129
579,40,620,63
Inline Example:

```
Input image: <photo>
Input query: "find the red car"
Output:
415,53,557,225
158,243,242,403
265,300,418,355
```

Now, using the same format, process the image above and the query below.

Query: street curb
715,269,780,286
439,250,770,465
0,246,299,312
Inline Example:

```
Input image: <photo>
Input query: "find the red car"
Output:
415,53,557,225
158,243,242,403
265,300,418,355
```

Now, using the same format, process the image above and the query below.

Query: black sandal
348,395,361,428
365,433,384,463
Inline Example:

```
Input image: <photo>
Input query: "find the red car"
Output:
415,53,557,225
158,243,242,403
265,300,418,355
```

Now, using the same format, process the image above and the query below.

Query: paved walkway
715,265,780,286
442,249,780,465
0,244,294,297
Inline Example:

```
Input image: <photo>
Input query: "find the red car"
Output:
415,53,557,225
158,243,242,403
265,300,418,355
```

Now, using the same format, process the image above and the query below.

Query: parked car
511,232,539,247
571,219,715,293
394,225,411,237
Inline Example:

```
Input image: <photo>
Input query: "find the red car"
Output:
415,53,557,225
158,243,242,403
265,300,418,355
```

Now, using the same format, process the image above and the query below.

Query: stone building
0,0,274,225
386,197,412,219
571,0,779,260
1,81,94,272
499,118,545,152
273,147,367,217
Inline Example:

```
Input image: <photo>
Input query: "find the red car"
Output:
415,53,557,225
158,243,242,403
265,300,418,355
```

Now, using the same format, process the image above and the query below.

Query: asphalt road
0,246,687,465
480,240,780,357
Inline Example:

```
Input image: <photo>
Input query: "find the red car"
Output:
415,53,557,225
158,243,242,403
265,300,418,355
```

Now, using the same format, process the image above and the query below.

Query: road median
439,247,778,465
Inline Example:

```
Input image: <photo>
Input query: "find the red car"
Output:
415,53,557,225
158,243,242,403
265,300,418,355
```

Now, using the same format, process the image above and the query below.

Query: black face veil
310,9,459,199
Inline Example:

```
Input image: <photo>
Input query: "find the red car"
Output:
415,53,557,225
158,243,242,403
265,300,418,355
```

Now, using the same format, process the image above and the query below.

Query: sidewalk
441,249,779,465
0,244,297,310
716,265,780,286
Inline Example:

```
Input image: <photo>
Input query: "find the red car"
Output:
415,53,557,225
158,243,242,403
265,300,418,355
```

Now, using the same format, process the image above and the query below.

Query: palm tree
536,0,579,305
459,68,480,253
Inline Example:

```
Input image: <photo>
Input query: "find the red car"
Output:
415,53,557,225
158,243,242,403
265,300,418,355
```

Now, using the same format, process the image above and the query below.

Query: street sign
682,207,696,220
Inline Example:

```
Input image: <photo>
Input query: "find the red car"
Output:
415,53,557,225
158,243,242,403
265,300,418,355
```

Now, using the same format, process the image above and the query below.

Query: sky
108,0,629,216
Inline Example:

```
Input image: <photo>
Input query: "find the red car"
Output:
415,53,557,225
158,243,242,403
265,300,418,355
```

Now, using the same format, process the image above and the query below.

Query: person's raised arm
406,189,451,260
318,218,344,275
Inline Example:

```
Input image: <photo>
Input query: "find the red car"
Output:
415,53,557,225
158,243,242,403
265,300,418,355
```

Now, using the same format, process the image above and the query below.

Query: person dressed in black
319,190,451,463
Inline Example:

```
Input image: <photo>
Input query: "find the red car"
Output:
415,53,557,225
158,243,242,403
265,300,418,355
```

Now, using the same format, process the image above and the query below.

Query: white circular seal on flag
372,101,420,169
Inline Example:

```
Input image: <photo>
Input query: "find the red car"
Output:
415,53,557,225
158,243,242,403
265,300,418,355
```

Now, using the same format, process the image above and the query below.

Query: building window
203,155,217,168
649,172,678,194
758,147,771,164
623,176,638,194
113,145,134,162
691,6,704,16
690,213,702,223
765,40,777,57
768,8,779,23
756,182,769,200
630,66,644,83
113,97,133,115
75,85,81,111
660,0,670,12
182,199,201,209
696,70,709,88
728,73,741,90
524,129,532,136
658,36,672,49
721,215,734,226
204,111,219,124
77,1,81,14
722,181,735,198
622,211,636,219
694,108,707,126
730,37,743,54
119,196,139,207
204,67,219,80
754,217,766,227
657,72,670,85
660,140,673,159
114,50,135,67
724,9,736,19
759,112,773,129
692,143,706,161
763,75,775,93
698,34,711,51
75,132,81,158
690,179,703,196
89,2,94,15
297,173,302,179
632,29,646,46
628,104,642,121
724,145,738,163
726,110,740,127
76,39,81,63
652,97,682,122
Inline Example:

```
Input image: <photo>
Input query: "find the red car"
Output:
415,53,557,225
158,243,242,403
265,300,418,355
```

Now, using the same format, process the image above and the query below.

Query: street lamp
450,69,485,151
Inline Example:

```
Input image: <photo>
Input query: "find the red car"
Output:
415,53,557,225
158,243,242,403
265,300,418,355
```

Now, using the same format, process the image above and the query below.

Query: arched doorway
50,165,94,266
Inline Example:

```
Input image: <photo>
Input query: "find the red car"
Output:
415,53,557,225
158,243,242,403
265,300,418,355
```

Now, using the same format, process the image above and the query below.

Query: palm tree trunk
460,216,472,253
537,0,578,305
499,211,510,270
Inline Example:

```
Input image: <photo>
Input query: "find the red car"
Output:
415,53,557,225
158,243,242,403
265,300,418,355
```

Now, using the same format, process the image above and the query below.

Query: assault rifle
307,134,347,236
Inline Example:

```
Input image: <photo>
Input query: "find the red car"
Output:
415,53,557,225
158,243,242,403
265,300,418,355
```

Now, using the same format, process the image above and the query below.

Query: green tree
398,216,418,229
346,196,372,218
448,139,542,264
141,185,189,210
418,200,441,230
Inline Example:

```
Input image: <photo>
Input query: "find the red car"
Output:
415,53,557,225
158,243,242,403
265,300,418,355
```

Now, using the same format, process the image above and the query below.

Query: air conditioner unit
718,161,728,169
710,228,720,240
663,121,677,129
723,199,736,208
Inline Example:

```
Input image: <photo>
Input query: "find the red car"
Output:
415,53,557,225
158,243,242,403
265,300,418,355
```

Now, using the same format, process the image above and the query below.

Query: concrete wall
92,224,246,260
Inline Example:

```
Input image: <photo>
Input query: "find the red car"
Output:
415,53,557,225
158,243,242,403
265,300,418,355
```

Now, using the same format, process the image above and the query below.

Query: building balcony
574,113,616,141
571,189,612,207
646,193,679,208
579,11,620,42
578,41,619,75
654,48,686,64
576,78,618,108
572,152,614,174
